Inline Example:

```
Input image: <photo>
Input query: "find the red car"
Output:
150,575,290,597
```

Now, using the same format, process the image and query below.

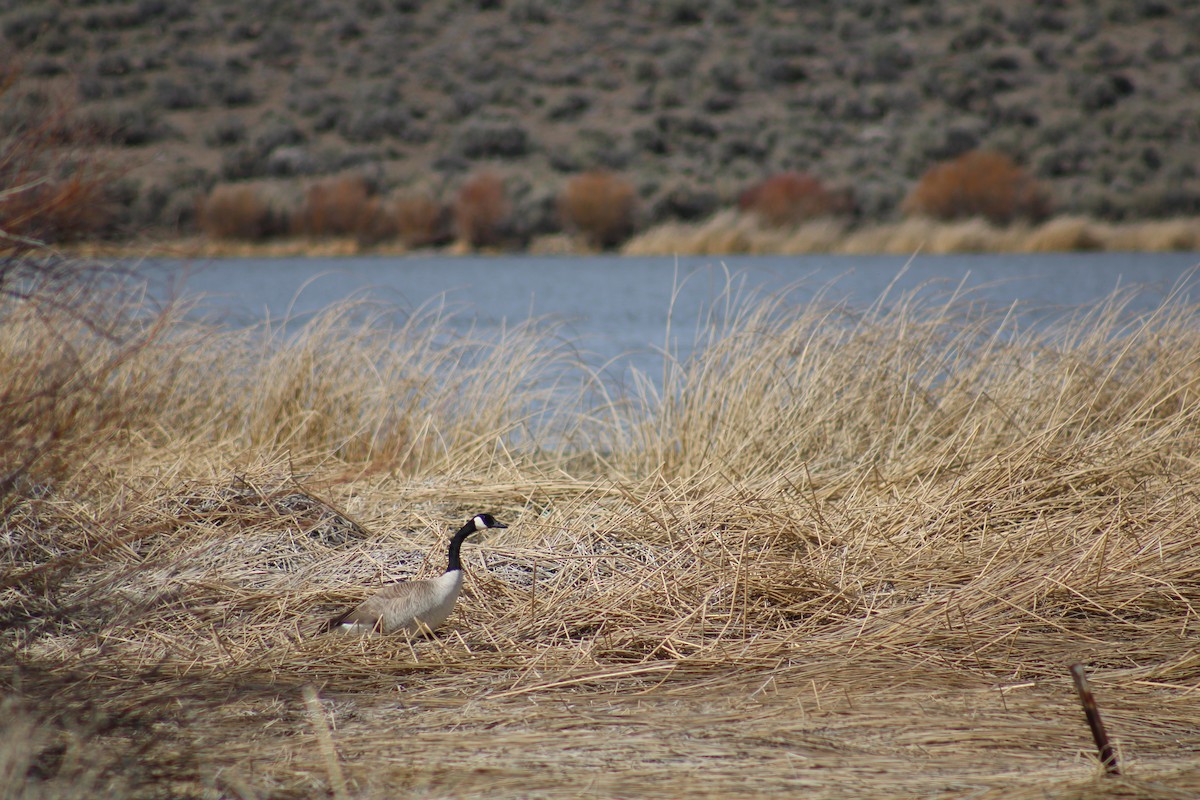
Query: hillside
2,0,1199,243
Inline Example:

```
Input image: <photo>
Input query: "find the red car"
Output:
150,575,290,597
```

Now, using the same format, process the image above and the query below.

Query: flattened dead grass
3,259,1200,798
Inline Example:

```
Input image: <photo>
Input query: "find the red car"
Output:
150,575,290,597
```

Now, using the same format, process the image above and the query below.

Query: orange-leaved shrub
197,184,287,240
454,172,509,248
391,194,451,248
358,193,451,248
293,175,374,238
355,196,393,245
738,172,848,228
558,170,638,249
903,150,1051,225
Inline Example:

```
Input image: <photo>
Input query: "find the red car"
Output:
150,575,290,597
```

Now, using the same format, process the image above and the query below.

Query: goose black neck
444,521,477,573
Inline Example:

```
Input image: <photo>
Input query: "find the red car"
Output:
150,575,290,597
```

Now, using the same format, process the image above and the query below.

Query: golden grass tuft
623,209,755,255
1021,215,1109,252
1103,219,1200,253
622,210,849,256
4,255,1200,797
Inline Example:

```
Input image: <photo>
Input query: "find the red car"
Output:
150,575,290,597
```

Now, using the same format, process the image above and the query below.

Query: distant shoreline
65,213,1200,261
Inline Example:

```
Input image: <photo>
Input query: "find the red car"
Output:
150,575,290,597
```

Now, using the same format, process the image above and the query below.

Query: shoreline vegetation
4,240,1200,797
5,3,1200,251
67,212,1200,260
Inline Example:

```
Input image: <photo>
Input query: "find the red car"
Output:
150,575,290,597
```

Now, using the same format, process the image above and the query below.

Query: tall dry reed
5,260,1200,798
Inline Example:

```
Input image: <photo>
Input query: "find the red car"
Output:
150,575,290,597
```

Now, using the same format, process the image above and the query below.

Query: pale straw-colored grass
1104,219,1200,253
4,260,1200,798
622,214,1200,256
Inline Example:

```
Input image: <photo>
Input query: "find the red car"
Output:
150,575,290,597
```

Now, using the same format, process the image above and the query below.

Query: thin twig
1069,663,1120,776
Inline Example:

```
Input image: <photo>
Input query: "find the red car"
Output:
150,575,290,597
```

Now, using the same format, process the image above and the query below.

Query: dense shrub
649,181,720,223
83,103,174,146
127,174,206,233
453,123,530,159
337,107,416,144
212,77,256,108
558,170,637,249
453,172,509,248
292,175,374,238
2,8,59,48
1076,73,1136,111
390,194,451,248
153,77,205,110
357,192,451,248
204,117,247,147
353,196,392,245
508,0,552,25
264,146,320,177
197,184,287,240
218,118,308,180
254,119,307,153
508,183,560,242
903,149,1051,224
754,55,809,85
546,92,591,122
738,172,849,227
220,146,269,181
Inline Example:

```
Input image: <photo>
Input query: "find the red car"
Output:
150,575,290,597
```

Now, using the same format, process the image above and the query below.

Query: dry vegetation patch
903,151,1052,226
3,257,1200,798
558,171,638,251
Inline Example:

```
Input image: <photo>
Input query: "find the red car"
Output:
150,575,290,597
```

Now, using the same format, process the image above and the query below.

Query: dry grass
4,253,1200,798
624,214,1200,256
623,210,850,256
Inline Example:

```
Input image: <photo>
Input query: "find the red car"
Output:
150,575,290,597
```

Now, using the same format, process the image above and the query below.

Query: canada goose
323,513,507,636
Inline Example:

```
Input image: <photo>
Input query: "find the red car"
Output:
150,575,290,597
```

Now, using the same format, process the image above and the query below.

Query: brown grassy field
3,248,1200,799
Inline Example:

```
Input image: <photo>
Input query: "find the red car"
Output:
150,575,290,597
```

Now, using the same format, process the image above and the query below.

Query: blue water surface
151,252,1200,384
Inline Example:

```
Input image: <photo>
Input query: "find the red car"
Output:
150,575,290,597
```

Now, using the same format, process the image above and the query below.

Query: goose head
471,513,508,533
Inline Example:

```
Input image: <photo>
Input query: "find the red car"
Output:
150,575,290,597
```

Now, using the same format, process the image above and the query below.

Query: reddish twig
1069,663,1120,775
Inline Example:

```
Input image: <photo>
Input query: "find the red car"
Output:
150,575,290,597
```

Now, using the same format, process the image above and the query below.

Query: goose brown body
326,570,464,635
324,513,506,636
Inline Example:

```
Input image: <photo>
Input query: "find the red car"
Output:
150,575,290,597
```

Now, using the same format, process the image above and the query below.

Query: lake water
155,252,1200,384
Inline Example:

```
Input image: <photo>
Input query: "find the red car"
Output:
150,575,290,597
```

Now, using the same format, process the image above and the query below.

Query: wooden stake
1069,663,1120,776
